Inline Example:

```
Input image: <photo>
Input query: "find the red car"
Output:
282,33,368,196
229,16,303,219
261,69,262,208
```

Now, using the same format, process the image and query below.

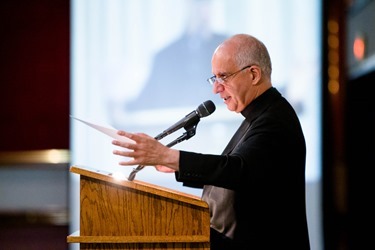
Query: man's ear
250,65,262,84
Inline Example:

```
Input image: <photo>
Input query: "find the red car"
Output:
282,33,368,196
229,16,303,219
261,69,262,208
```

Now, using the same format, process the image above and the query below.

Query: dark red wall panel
0,0,70,150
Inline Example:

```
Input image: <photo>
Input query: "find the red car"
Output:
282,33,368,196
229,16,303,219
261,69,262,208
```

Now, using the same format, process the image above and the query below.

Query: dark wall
0,0,70,151
0,1,70,249
323,0,375,249
346,70,375,250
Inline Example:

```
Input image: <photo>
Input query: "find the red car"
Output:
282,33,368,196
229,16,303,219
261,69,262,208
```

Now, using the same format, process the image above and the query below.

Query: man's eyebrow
217,71,228,77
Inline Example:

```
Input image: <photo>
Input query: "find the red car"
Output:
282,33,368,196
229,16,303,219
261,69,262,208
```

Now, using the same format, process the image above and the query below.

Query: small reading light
112,171,127,181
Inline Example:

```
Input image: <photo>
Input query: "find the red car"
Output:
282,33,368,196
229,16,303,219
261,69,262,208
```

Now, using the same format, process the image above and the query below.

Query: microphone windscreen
197,100,216,118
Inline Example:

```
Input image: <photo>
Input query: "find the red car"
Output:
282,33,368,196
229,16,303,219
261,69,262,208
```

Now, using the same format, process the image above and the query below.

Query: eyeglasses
207,65,252,86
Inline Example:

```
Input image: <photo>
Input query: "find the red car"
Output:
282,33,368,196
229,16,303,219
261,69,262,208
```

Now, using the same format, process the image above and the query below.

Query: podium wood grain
67,165,210,250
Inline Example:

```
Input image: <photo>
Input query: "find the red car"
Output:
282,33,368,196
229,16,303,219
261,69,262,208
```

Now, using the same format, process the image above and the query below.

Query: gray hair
231,34,272,79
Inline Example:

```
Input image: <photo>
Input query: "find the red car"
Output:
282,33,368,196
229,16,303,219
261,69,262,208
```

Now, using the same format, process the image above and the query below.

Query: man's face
210,54,255,113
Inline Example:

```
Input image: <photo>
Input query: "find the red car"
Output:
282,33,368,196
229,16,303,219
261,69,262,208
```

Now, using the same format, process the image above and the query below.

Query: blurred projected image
72,0,322,248
126,0,227,111
72,0,321,186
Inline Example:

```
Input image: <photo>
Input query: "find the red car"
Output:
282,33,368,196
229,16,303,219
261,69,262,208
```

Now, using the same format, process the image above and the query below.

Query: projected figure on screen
126,0,228,111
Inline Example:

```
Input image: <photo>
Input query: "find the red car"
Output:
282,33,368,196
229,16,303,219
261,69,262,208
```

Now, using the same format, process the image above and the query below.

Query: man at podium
112,34,310,250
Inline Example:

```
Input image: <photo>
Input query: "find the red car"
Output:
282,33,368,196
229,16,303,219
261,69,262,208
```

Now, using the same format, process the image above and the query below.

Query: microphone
154,100,216,140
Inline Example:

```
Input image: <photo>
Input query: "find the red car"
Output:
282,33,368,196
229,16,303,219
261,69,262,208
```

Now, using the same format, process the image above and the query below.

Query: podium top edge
70,165,208,208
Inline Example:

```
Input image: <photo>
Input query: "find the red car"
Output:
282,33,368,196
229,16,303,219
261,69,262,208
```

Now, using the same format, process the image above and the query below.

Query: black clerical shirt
175,87,310,249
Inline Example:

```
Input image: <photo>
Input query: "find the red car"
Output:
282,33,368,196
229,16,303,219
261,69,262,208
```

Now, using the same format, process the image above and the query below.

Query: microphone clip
166,123,197,148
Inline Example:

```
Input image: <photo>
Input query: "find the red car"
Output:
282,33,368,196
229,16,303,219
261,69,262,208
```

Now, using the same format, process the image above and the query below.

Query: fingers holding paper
112,130,180,171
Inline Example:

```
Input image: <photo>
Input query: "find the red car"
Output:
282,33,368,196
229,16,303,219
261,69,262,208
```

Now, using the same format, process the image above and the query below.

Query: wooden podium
67,165,210,250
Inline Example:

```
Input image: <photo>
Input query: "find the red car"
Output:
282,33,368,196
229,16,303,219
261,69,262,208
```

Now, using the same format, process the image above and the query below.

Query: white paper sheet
70,115,134,143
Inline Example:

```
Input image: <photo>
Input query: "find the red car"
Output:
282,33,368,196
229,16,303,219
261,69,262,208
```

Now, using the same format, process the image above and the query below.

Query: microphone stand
127,123,198,181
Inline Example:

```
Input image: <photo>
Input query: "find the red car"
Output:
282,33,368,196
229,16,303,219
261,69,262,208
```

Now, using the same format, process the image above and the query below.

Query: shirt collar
241,87,280,122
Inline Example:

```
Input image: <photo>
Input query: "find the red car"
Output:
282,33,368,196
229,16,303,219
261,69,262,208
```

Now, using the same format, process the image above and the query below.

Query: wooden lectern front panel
68,166,210,249
80,176,209,239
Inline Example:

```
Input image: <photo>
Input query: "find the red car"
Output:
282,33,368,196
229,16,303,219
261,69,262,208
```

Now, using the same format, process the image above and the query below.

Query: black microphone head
197,100,216,118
